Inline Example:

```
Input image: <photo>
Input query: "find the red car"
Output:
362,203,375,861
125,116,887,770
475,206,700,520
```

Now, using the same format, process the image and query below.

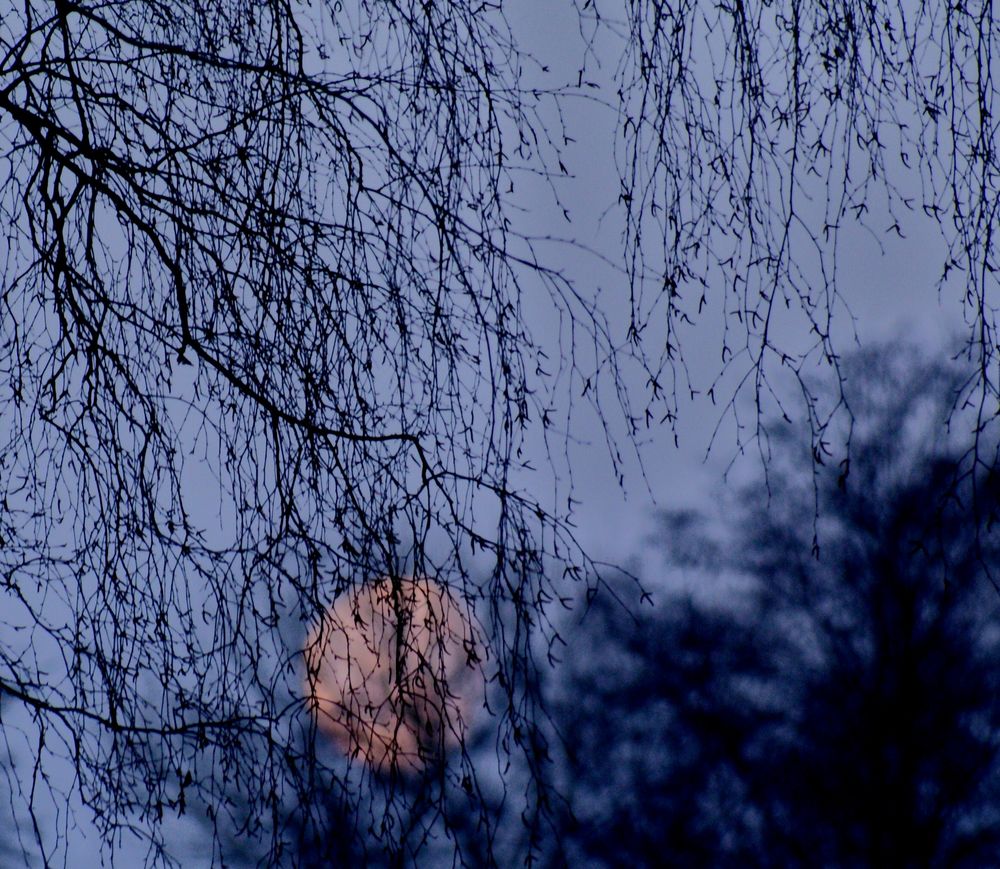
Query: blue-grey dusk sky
0,1,981,865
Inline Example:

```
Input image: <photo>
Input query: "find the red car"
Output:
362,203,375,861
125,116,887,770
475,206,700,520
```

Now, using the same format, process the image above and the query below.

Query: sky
502,0,957,573
1,1,976,865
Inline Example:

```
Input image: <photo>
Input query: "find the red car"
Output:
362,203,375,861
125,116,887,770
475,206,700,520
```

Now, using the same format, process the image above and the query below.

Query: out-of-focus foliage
547,350,1000,867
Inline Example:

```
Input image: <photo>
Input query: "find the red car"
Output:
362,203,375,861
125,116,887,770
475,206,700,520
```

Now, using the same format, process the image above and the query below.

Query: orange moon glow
304,576,482,774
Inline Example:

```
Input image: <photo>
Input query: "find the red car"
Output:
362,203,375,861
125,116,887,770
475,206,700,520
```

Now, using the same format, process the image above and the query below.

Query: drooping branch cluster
0,0,617,861
615,0,999,462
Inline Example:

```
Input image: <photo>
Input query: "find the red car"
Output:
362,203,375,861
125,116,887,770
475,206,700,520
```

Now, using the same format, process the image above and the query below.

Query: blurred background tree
545,349,1000,867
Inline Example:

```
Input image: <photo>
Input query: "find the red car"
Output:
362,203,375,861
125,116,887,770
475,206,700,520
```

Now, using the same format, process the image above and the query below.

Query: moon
303,576,482,774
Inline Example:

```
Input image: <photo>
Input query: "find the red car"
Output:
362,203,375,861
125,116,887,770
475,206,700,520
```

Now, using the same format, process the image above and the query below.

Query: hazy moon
304,576,482,774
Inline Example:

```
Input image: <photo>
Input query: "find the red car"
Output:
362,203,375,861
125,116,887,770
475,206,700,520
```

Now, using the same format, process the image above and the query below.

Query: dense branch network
0,0,621,861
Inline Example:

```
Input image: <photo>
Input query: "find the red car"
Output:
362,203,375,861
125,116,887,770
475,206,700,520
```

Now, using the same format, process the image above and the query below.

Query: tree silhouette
547,589,773,867
548,349,1000,867
1,0,999,863
739,352,1000,867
